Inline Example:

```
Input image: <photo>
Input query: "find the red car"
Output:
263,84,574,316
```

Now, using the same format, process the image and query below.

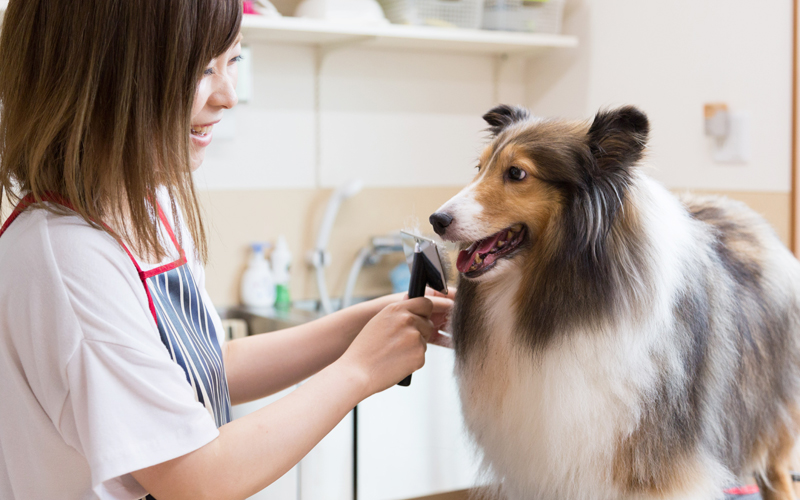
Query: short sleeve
35,215,220,498
65,340,219,499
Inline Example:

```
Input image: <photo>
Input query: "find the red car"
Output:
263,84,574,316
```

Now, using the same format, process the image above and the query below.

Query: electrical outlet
713,111,751,164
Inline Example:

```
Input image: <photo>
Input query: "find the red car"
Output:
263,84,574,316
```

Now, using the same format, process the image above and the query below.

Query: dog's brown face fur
470,140,564,259
436,106,654,354
434,106,650,277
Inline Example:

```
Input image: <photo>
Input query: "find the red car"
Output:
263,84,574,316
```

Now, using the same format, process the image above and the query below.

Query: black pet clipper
398,232,448,387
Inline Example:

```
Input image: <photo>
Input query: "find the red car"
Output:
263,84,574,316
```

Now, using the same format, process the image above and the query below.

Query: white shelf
241,15,578,55
0,6,577,56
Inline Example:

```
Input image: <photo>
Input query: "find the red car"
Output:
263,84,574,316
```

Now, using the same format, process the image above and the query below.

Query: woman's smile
190,120,219,148
189,36,241,171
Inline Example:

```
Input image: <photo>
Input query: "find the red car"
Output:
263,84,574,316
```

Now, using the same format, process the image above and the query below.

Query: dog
429,105,800,500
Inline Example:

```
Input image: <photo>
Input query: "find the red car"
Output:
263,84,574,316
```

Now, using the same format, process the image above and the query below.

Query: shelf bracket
319,35,378,56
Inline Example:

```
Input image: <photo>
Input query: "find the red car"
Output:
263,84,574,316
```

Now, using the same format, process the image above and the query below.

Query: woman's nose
211,75,238,110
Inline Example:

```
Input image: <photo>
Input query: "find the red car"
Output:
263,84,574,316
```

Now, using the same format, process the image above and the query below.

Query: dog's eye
508,166,527,181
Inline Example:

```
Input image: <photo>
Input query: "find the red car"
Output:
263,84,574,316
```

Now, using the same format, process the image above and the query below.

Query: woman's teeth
191,125,213,136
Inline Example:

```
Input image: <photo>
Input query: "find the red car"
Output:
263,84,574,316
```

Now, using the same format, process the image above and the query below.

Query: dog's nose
430,213,454,236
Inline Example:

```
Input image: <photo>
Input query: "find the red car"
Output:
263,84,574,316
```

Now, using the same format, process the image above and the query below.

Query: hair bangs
197,0,243,67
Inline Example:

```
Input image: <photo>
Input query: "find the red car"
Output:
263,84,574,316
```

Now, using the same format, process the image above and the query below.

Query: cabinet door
232,388,300,500
299,411,354,500
357,345,481,500
234,387,355,500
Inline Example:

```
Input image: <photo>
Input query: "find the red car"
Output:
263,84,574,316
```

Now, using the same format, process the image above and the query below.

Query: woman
0,1,453,499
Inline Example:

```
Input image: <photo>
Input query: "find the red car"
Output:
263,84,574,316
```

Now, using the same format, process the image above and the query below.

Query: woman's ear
483,105,530,137
587,106,649,171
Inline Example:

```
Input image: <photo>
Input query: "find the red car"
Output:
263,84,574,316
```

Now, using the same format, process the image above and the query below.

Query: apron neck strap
0,193,187,273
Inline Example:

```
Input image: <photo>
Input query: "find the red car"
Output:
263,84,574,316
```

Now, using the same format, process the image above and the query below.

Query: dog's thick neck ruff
443,106,656,356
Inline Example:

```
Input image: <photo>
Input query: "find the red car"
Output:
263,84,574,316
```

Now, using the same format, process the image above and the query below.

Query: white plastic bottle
272,235,292,310
240,242,276,308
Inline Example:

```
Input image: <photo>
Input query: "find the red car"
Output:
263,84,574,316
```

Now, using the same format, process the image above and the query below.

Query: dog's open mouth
456,224,527,277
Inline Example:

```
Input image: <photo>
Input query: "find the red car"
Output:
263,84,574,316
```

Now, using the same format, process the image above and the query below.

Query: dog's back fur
439,106,800,500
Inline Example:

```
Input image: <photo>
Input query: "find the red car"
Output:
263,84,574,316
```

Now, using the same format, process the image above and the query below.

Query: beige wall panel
198,187,461,308
676,190,791,246
200,188,791,309
0,188,787,309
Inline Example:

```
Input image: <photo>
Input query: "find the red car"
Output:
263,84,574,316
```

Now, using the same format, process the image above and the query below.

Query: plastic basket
482,0,563,34
378,0,485,29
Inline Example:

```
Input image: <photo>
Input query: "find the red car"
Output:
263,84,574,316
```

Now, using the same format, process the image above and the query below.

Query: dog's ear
587,106,649,170
483,105,530,136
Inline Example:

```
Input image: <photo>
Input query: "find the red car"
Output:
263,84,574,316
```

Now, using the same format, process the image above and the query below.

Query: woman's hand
426,287,455,348
366,288,456,349
337,297,439,396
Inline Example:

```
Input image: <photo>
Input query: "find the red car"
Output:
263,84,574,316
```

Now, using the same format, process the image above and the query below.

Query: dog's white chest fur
455,271,667,500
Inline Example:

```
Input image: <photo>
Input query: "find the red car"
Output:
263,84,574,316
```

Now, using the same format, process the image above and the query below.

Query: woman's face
190,35,243,171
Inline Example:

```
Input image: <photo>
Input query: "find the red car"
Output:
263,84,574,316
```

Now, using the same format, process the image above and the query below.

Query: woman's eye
231,55,244,64
508,166,526,181
204,67,214,76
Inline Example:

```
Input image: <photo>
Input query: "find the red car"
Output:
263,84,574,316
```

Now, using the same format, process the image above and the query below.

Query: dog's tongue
456,249,474,273
456,232,504,273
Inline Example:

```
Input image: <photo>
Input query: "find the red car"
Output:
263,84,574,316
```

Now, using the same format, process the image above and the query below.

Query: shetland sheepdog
429,105,800,500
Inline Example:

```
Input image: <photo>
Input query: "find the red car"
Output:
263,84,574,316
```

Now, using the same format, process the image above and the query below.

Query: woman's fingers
425,296,453,331
403,297,434,318
412,316,436,344
426,296,454,314
431,314,450,332
426,286,456,301
428,330,454,349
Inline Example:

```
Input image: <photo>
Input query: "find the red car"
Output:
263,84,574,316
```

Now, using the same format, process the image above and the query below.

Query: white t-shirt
0,201,224,500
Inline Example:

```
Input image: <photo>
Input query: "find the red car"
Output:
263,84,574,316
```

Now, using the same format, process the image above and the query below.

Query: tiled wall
199,186,462,306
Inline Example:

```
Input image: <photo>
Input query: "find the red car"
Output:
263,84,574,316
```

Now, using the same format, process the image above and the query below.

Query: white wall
197,1,793,195
196,44,502,190
197,44,317,190
528,0,794,193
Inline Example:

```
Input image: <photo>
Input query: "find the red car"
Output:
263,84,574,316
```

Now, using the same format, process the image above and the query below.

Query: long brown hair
0,0,242,262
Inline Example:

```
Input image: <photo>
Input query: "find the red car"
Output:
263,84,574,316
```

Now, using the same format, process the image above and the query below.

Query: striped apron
0,195,232,498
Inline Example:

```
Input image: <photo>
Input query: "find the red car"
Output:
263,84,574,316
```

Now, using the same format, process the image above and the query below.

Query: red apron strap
0,193,186,324
138,204,187,279
0,193,38,239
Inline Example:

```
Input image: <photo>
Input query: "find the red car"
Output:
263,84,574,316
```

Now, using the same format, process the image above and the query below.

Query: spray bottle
272,235,292,310
241,242,276,308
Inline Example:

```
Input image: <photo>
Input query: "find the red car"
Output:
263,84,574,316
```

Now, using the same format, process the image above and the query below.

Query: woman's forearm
224,295,398,404
132,360,368,500
134,296,445,500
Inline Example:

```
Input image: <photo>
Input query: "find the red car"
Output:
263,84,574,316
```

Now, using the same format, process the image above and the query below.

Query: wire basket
378,0,485,29
482,0,564,34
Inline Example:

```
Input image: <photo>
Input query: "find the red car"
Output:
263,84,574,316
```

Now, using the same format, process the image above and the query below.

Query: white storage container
378,0,484,29
482,0,564,34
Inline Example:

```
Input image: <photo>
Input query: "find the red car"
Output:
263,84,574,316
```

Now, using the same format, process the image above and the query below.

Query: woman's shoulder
0,206,164,353
0,207,139,277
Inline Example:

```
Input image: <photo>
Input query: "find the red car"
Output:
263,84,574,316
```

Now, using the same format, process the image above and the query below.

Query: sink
218,296,381,337
218,305,322,335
